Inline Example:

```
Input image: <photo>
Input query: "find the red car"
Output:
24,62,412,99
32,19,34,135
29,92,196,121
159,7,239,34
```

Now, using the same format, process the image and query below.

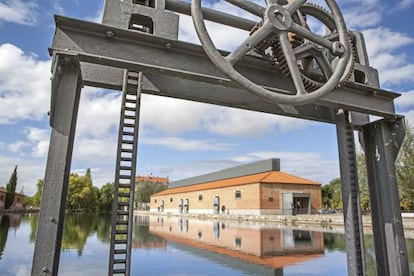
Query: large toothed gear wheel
191,0,351,105
271,3,354,92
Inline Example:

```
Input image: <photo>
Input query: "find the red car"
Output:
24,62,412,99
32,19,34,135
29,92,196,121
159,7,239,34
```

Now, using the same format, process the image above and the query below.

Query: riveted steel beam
31,53,82,276
362,118,409,276
51,16,399,120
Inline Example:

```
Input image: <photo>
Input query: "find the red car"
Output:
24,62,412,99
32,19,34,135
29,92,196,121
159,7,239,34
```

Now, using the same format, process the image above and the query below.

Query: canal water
0,213,413,275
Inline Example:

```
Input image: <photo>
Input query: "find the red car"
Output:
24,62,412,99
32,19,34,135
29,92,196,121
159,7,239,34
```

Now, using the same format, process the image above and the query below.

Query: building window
235,190,241,199
0,195,3,200
170,197,173,203
235,237,242,248
154,199,157,203
268,197,274,202
198,194,203,201
198,231,203,239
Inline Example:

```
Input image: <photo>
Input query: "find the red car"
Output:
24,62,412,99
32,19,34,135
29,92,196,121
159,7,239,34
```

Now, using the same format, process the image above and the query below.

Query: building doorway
293,194,310,215
213,196,220,214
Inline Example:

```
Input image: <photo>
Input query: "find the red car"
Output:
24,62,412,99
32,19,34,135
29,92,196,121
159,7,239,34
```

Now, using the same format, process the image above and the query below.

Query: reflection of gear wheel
269,3,354,92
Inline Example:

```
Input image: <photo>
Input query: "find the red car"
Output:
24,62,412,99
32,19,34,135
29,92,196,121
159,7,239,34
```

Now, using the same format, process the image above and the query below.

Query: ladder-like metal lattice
109,70,142,276
336,110,366,276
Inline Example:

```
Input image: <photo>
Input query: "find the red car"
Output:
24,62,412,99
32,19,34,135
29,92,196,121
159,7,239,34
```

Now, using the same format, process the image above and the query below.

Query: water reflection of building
132,215,167,250
150,159,321,216
149,216,324,273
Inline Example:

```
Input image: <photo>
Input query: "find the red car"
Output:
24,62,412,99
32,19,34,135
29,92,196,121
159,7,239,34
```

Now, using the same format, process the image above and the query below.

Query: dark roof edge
169,158,280,188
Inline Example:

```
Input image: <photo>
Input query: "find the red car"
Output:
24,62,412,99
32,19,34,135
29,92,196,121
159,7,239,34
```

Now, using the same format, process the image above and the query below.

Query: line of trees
322,122,414,211
25,169,114,213
25,170,167,213
134,181,167,209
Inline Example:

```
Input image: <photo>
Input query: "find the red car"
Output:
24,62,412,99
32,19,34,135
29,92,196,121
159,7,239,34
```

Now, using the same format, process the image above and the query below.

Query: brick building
150,159,322,215
135,175,169,185
0,187,25,211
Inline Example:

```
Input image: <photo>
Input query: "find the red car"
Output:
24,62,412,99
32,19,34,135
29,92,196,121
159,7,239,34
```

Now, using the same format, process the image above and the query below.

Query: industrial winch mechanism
191,0,352,105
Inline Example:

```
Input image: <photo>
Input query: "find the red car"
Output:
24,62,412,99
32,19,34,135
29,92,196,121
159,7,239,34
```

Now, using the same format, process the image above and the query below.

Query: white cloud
0,0,38,25
140,95,210,134
141,136,233,151
140,95,309,138
230,151,339,184
405,110,414,128
76,88,121,137
204,107,308,137
147,150,339,184
147,159,241,181
26,127,50,157
394,0,414,10
362,28,414,85
363,27,413,57
8,140,29,153
380,64,414,85
0,155,45,196
396,90,414,108
344,10,382,29
0,44,51,124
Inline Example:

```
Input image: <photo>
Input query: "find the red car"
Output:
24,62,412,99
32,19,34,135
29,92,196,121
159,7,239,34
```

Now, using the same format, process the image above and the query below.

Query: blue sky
0,0,413,196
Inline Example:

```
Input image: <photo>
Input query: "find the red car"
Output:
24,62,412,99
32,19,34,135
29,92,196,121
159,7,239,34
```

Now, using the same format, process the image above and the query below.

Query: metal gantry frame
32,0,409,275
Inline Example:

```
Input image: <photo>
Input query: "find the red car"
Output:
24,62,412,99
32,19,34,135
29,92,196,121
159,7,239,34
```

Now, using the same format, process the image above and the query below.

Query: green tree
98,183,114,213
356,151,370,211
322,184,334,209
66,169,98,212
5,166,17,209
396,123,414,210
0,216,9,259
135,181,167,206
30,179,44,207
322,178,342,210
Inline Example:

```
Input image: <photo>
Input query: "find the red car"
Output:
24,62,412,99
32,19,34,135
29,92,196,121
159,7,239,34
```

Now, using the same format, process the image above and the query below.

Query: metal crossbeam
52,16,399,119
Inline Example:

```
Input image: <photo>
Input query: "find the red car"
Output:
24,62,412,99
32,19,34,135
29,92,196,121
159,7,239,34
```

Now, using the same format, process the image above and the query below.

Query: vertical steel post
362,118,409,276
31,53,82,276
336,110,366,276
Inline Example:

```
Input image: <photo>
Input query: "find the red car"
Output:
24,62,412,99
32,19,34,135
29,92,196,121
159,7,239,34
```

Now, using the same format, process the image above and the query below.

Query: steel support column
31,53,82,276
362,118,409,276
336,110,366,276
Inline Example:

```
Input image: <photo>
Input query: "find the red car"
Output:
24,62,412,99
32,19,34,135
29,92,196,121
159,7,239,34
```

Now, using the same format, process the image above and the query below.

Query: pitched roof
153,230,323,269
136,175,169,184
152,170,319,197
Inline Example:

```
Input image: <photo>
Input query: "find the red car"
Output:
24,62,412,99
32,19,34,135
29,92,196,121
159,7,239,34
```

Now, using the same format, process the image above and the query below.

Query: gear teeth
271,3,355,93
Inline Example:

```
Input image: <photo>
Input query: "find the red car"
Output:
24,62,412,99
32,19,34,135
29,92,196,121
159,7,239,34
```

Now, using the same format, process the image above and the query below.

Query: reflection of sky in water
131,246,248,275
0,218,34,276
0,215,413,275
284,250,348,276
59,234,109,276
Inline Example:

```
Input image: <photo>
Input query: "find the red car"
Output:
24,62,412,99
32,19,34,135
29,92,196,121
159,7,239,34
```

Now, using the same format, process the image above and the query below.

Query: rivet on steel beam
50,217,56,223
42,266,48,274
165,43,173,49
106,30,115,38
